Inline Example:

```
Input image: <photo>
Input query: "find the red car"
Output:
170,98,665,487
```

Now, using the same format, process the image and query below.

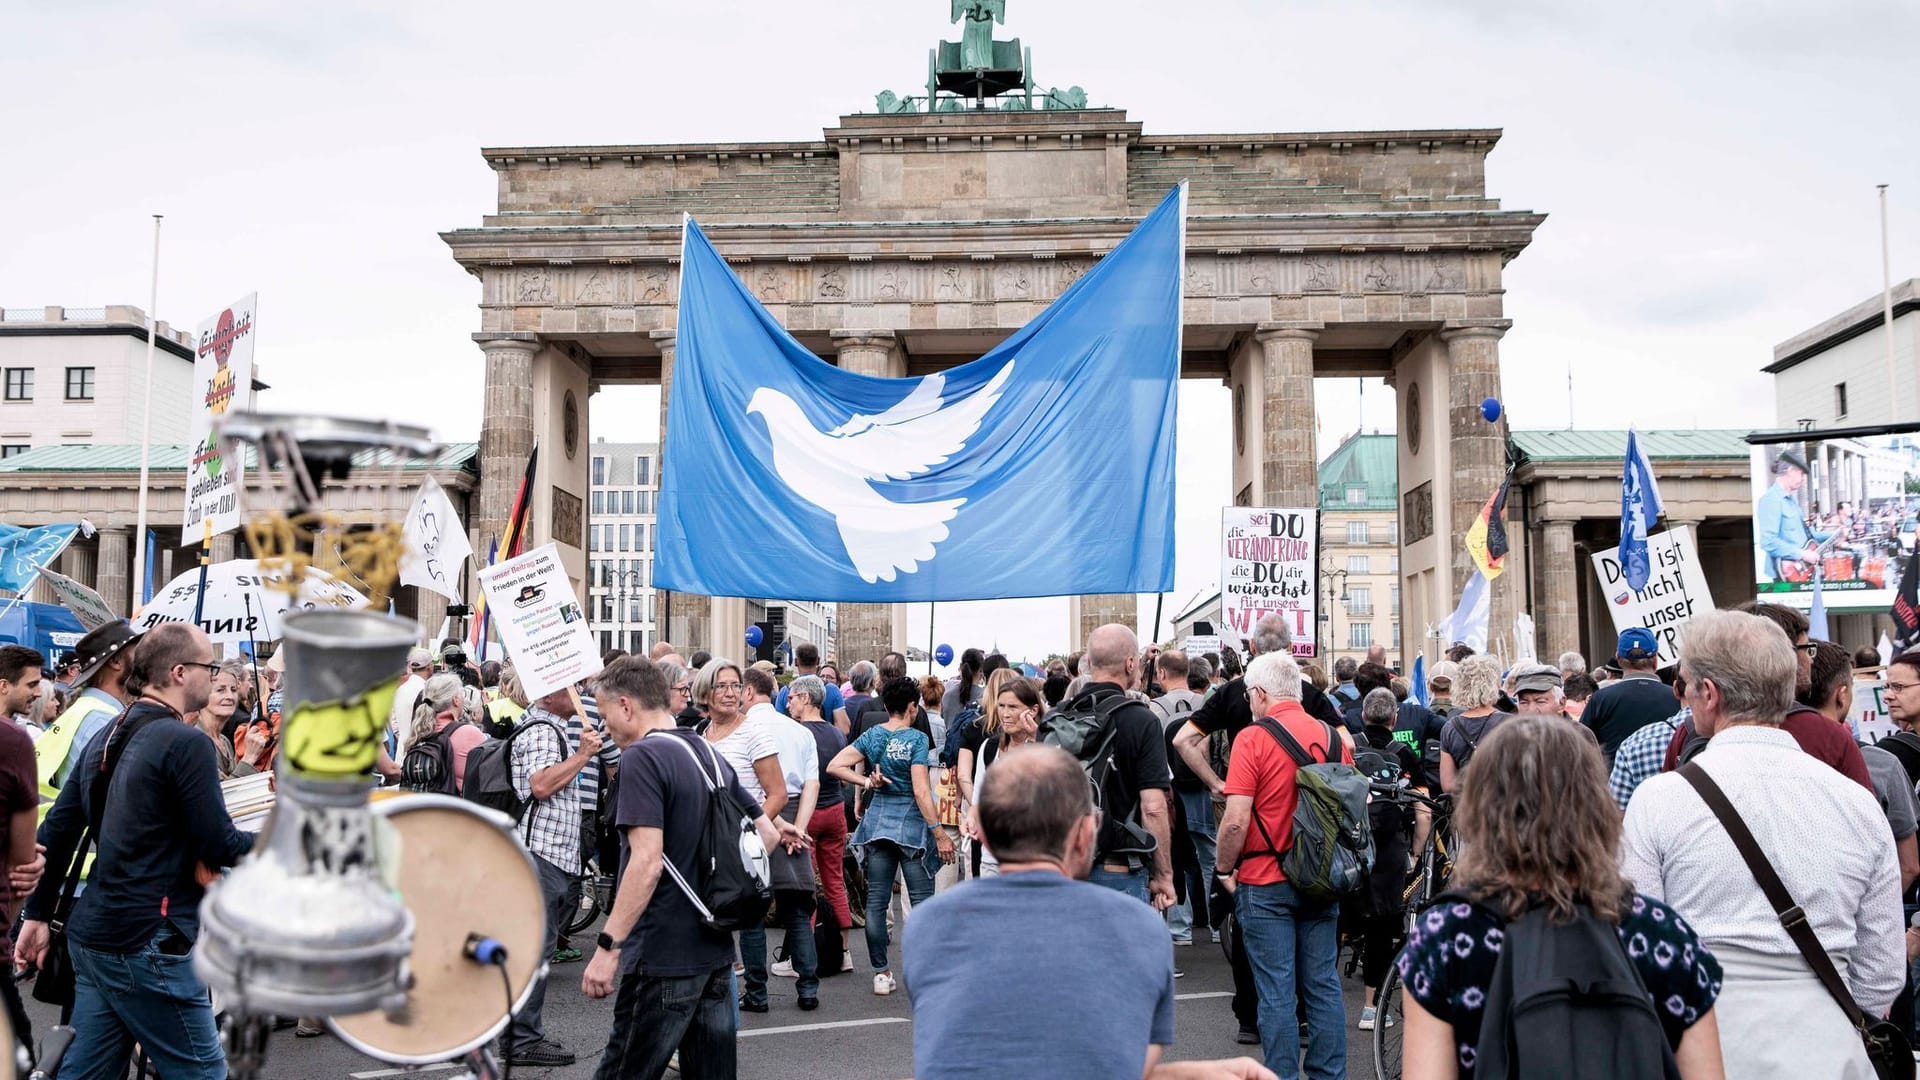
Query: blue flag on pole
1809,563,1829,641
1620,428,1666,593
0,524,79,594
143,529,157,605
657,185,1186,602
1410,653,1429,707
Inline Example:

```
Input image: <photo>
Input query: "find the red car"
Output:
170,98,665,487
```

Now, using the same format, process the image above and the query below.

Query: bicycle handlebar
1368,782,1450,809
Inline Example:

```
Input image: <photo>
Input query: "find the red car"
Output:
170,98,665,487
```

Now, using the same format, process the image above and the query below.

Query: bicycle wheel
1371,963,1406,1080
562,874,602,935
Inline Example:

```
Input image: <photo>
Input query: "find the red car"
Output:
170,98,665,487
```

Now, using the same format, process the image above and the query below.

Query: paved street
20,909,1383,1079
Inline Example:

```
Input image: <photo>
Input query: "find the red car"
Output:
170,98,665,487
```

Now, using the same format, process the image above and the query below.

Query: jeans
591,964,735,1080
1237,880,1345,1079
64,927,226,1080
509,853,574,1050
740,889,819,1003
808,804,852,929
862,840,934,972
1089,863,1149,904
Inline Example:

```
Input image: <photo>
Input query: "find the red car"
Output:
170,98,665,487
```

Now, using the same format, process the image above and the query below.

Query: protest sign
185,294,258,540
1221,507,1316,658
1590,525,1712,668
1182,634,1221,659
41,567,115,630
476,542,600,700
1851,678,1896,744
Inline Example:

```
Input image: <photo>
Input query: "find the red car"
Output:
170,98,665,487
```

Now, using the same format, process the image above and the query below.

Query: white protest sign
1182,634,1221,658
40,567,115,630
185,294,258,540
1221,507,1317,658
1852,679,1897,744
1590,525,1713,669
399,475,474,602
476,542,600,700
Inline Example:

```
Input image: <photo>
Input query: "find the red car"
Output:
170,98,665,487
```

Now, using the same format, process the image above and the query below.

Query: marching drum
328,794,545,1066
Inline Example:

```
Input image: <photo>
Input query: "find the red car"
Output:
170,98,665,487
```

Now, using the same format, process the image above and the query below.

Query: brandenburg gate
441,7,1544,662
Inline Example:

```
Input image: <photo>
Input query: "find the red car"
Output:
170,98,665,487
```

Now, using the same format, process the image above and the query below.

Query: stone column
474,333,540,554
415,588,449,640
1539,519,1578,661
1069,594,1140,654
96,528,131,618
649,330,698,649
1441,321,1513,654
1254,322,1321,506
830,330,904,664
210,532,236,564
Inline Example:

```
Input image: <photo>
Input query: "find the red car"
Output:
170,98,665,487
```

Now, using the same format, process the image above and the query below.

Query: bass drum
328,793,545,1065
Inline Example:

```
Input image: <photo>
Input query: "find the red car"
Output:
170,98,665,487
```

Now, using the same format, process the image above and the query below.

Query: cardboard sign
1852,679,1897,744
184,294,258,539
1221,507,1317,658
1182,634,1221,659
476,543,601,700
1589,525,1713,669
40,567,115,630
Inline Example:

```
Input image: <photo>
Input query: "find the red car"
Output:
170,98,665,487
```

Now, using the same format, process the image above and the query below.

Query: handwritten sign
40,567,115,630
1221,507,1317,658
1590,525,1713,669
477,543,601,700
1852,679,1897,744
184,293,257,540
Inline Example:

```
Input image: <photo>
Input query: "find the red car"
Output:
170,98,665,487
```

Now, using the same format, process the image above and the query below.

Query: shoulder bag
1680,763,1913,1080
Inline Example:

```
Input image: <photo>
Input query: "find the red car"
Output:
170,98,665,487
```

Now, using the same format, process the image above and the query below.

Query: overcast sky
5,0,1916,665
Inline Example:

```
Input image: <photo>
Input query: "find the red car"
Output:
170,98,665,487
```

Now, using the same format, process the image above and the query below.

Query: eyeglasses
1888,682,1920,694
712,682,743,693
180,661,222,676
1795,643,1819,657
673,683,692,695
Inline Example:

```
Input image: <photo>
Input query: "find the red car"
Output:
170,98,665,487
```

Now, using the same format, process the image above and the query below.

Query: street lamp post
1319,564,1348,664
609,567,646,653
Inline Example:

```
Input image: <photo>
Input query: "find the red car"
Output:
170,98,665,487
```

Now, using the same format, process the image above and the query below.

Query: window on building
1391,622,1401,649
592,456,606,485
591,490,603,515
1345,485,1365,505
64,367,94,401
0,445,26,459
1349,623,1372,649
619,524,631,550
640,524,649,553
1346,521,1368,544
1345,587,1372,616
637,456,652,486
1390,583,1400,615
646,593,655,622
3,369,32,402
600,631,612,654
600,596,613,622
622,490,635,515
629,598,641,623
1835,382,1849,419
1388,520,1399,545
1347,555,1369,575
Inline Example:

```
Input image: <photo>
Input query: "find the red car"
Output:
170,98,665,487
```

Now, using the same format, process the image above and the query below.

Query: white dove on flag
747,362,1014,583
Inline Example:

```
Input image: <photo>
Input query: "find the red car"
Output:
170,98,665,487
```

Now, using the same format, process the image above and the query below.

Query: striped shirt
572,694,623,818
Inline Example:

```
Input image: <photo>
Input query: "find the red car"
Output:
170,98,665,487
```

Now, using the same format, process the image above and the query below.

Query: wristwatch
596,931,620,952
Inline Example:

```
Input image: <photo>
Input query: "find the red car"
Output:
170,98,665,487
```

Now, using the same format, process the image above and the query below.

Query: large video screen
1751,434,1920,611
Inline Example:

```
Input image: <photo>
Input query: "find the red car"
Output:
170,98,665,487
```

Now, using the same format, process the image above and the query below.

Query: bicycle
1368,784,1453,1080
562,846,614,937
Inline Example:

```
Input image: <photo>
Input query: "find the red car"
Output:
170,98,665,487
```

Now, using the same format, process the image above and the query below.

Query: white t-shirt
389,673,425,738
756,705,821,799
708,707,780,805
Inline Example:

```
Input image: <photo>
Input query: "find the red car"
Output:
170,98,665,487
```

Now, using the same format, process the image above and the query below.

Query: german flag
1464,476,1511,581
499,442,538,561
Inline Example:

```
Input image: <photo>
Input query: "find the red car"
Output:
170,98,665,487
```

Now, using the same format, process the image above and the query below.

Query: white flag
1442,570,1491,653
399,476,474,602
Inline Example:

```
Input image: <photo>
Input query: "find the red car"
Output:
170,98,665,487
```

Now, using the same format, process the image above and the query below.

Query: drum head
329,794,545,1063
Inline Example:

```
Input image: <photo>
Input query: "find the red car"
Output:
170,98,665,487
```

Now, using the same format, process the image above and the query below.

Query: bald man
1047,624,1176,911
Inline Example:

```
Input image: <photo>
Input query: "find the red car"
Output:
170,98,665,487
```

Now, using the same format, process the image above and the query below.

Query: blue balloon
1480,397,1502,423
745,625,764,648
934,643,954,666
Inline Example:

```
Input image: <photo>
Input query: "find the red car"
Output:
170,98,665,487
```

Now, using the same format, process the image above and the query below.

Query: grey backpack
1245,717,1374,903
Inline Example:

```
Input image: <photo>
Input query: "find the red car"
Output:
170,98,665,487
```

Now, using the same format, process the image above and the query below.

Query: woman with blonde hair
1437,654,1510,793
1397,713,1726,1079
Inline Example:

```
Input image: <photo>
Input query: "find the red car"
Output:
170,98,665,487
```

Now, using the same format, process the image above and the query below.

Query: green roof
0,442,480,474
1509,429,1752,463
1317,433,1397,510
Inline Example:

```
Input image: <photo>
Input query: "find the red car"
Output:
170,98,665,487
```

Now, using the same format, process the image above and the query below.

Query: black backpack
649,730,773,933
940,700,981,769
462,715,565,824
400,720,470,795
1467,897,1682,1080
1039,688,1156,858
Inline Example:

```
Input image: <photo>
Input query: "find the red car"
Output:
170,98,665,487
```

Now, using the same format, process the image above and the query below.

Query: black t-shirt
802,719,848,808
1070,683,1172,860
615,728,761,977
1186,675,1346,746
1581,675,1678,758
1391,701,1447,789
1880,731,1920,790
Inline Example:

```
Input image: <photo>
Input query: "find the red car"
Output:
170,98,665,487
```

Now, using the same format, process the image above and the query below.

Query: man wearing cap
1579,628,1677,762
1510,663,1602,742
34,621,138,822
1756,449,1831,582
388,647,434,746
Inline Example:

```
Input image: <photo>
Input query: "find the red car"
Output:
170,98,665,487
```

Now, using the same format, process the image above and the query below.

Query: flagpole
133,214,162,602
1880,185,1898,419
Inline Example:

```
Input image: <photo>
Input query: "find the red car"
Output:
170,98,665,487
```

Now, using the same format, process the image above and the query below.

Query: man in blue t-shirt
775,642,850,732
902,743,1271,1080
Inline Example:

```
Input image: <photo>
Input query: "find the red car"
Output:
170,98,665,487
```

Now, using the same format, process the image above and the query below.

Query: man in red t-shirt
1214,650,1354,1077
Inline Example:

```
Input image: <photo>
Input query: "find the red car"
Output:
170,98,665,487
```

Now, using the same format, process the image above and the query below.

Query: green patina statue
871,0,1092,113
952,0,1005,71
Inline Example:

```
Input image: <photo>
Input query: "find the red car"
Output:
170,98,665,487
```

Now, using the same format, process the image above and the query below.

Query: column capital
1254,321,1323,343
472,331,541,355
830,328,898,347
1438,320,1512,342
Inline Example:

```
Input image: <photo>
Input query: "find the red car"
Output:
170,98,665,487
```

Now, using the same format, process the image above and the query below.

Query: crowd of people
0,596,1914,1079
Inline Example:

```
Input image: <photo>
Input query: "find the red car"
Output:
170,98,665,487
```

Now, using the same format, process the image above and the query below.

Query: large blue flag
1620,428,1666,593
657,186,1185,602
0,524,78,594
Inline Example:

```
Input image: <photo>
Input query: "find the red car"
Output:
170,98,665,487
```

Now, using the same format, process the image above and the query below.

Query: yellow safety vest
487,697,525,727
34,692,122,823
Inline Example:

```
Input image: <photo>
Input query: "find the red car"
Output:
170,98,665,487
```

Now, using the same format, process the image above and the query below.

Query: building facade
1767,278,1918,428
0,306,196,455
586,439,660,656
1317,433,1399,669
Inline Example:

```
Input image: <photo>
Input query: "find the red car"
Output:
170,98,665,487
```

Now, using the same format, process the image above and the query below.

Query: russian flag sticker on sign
1613,590,1632,606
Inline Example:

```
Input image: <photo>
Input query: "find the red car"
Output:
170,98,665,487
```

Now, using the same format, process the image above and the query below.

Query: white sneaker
841,954,853,973
770,959,796,978
1212,929,1224,944
873,971,897,996
1358,1006,1376,1031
